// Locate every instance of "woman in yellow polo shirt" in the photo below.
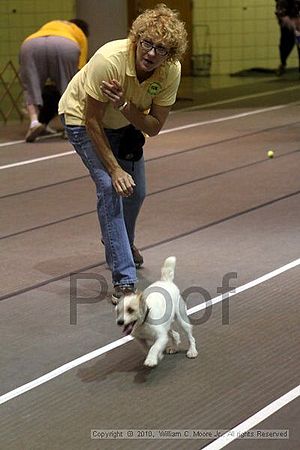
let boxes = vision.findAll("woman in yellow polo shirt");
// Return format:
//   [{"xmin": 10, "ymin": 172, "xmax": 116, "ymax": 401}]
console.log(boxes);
[
  {"xmin": 59, "ymin": 4, "xmax": 187, "ymax": 303},
  {"xmin": 20, "ymin": 19, "xmax": 89, "ymax": 142}
]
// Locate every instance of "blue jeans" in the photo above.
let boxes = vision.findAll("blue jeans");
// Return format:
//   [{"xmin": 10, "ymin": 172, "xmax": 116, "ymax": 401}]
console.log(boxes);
[{"xmin": 64, "ymin": 121, "xmax": 146, "ymax": 286}]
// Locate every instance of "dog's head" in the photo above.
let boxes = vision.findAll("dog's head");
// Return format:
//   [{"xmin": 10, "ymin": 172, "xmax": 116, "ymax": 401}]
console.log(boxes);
[{"xmin": 115, "ymin": 291, "xmax": 147, "ymax": 335}]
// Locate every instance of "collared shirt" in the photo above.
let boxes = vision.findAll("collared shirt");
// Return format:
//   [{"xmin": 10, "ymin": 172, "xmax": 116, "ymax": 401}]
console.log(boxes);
[
  {"xmin": 25, "ymin": 20, "xmax": 88, "ymax": 69},
  {"xmin": 58, "ymin": 38, "xmax": 181, "ymax": 128}
]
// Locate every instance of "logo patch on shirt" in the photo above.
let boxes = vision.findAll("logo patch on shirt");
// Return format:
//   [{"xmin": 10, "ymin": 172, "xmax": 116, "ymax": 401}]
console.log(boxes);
[{"xmin": 148, "ymin": 82, "xmax": 162, "ymax": 96}]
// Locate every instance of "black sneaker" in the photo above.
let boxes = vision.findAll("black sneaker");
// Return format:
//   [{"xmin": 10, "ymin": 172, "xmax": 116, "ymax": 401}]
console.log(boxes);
[
  {"xmin": 25, "ymin": 123, "xmax": 46, "ymax": 142},
  {"xmin": 131, "ymin": 245, "xmax": 144, "ymax": 268},
  {"xmin": 276, "ymin": 64, "xmax": 286, "ymax": 76},
  {"xmin": 111, "ymin": 284, "xmax": 135, "ymax": 305},
  {"xmin": 101, "ymin": 239, "xmax": 144, "ymax": 269}
]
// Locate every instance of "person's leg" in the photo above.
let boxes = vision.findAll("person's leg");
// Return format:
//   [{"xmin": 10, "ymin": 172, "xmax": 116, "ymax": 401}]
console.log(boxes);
[
  {"xmin": 277, "ymin": 25, "xmax": 296, "ymax": 74},
  {"xmin": 121, "ymin": 157, "xmax": 146, "ymax": 248},
  {"xmin": 38, "ymin": 84, "xmax": 61, "ymax": 125},
  {"xmin": 19, "ymin": 38, "xmax": 48, "ymax": 141},
  {"xmin": 121, "ymin": 157, "xmax": 145, "ymax": 268},
  {"xmin": 105, "ymin": 128, "xmax": 146, "ymax": 267},
  {"xmin": 64, "ymin": 123, "xmax": 137, "ymax": 288},
  {"xmin": 36, "ymin": 37, "xmax": 79, "ymax": 134},
  {"xmin": 26, "ymin": 104, "xmax": 39, "ymax": 123},
  {"xmin": 47, "ymin": 36, "xmax": 80, "ymax": 94},
  {"xmin": 297, "ymin": 40, "xmax": 300, "ymax": 73}
]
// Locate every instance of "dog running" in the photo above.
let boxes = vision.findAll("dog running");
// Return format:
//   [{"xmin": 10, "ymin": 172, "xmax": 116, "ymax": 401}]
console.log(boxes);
[{"xmin": 115, "ymin": 256, "xmax": 198, "ymax": 367}]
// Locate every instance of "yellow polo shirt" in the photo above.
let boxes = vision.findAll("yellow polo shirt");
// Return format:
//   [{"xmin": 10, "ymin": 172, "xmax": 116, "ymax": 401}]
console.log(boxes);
[
  {"xmin": 58, "ymin": 38, "xmax": 181, "ymax": 129},
  {"xmin": 25, "ymin": 20, "xmax": 88, "ymax": 69}
]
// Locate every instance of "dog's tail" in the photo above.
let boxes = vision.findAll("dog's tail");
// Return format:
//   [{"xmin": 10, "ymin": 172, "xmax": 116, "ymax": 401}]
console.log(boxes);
[{"xmin": 161, "ymin": 256, "xmax": 176, "ymax": 282}]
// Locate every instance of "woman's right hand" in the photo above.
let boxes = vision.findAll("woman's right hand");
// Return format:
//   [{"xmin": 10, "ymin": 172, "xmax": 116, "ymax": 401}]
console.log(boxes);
[{"xmin": 111, "ymin": 167, "xmax": 135, "ymax": 197}]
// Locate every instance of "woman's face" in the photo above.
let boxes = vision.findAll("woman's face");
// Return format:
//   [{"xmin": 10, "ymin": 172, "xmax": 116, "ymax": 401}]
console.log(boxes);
[{"xmin": 135, "ymin": 37, "xmax": 169, "ymax": 76}]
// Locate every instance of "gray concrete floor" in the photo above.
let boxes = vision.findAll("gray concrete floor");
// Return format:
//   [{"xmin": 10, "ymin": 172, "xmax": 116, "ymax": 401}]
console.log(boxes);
[{"xmin": 0, "ymin": 73, "xmax": 300, "ymax": 450}]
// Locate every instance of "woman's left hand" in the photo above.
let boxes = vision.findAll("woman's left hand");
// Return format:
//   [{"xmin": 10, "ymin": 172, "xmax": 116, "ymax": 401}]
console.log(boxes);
[{"xmin": 101, "ymin": 79, "xmax": 125, "ymax": 109}]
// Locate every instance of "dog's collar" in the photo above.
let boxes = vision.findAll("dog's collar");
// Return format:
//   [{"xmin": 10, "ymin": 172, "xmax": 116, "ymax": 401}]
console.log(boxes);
[{"xmin": 142, "ymin": 307, "xmax": 150, "ymax": 325}]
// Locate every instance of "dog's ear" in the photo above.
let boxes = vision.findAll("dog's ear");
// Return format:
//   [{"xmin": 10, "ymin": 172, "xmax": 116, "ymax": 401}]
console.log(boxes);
[
  {"xmin": 135, "ymin": 290, "xmax": 142, "ymax": 299},
  {"xmin": 137, "ymin": 291, "xmax": 146, "ymax": 315}
]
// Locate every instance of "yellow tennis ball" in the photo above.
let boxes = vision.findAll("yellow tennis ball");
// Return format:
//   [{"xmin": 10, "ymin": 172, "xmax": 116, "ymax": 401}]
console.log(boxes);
[{"xmin": 267, "ymin": 150, "xmax": 274, "ymax": 158}]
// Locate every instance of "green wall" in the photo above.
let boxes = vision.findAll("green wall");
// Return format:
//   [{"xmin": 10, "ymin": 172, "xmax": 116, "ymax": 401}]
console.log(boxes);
[
  {"xmin": 193, "ymin": 0, "xmax": 298, "ymax": 74},
  {"xmin": 0, "ymin": 0, "xmax": 75, "ymax": 74},
  {"xmin": 0, "ymin": 0, "xmax": 298, "ymax": 77}
]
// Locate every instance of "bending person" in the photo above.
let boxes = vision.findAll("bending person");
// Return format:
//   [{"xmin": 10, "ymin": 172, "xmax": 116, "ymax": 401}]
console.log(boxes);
[
  {"xmin": 58, "ymin": 4, "xmax": 187, "ymax": 303},
  {"xmin": 20, "ymin": 19, "xmax": 89, "ymax": 142}
]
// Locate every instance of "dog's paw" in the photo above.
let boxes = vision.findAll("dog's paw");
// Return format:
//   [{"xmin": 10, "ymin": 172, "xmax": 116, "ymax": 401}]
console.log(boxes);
[
  {"xmin": 166, "ymin": 346, "xmax": 177, "ymax": 354},
  {"xmin": 186, "ymin": 348, "xmax": 198, "ymax": 359},
  {"xmin": 144, "ymin": 356, "xmax": 158, "ymax": 367}
]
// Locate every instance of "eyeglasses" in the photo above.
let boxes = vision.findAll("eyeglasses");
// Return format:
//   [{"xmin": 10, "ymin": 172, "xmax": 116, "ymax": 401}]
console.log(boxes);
[{"xmin": 140, "ymin": 39, "xmax": 168, "ymax": 56}]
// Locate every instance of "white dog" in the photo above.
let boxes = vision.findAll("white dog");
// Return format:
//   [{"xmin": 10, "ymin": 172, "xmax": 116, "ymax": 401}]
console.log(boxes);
[{"xmin": 115, "ymin": 256, "xmax": 198, "ymax": 367}]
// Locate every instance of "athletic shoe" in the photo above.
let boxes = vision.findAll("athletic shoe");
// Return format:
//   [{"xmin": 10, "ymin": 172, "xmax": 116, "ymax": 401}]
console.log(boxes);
[
  {"xmin": 25, "ymin": 123, "xmax": 46, "ymax": 142},
  {"xmin": 101, "ymin": 239, "xmax": 144, "ymax": 268},
  {"xmin": 45, "ymin": 124, "xmax": 57, "ymax": 135},
  {"xmin": 131, "ymin": 245, "xmax": 144, "ymax": 268},
  {"xmin": 111, "ymin": 284, "xmax": 135, "ymax": 305},
  {"xmin": 276, "ymin": 64, "xmax": 286, "ymax": 76}
]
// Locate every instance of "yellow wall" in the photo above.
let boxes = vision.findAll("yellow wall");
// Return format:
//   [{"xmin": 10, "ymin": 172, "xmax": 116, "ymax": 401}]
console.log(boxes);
[
  {"xmin": 193, "ymin": 0, "xmax": 299, "ymax": 74},
  {"xmin": 0, "ymin": 0, "xmax": 75, "ymax": 71},
  {"xmin": 0, "ymin": 0, "xmax": 299, "ymax": 76}
]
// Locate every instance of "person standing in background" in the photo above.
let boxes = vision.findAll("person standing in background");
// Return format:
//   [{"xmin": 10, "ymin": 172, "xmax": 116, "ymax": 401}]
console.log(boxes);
[
  {"xmin": 275, "ymin": 0, "xmax": 300, "ymax": 75},
  {"xmin": 19, "ymin": 19, "xmax": 89, "ymax": 142}
]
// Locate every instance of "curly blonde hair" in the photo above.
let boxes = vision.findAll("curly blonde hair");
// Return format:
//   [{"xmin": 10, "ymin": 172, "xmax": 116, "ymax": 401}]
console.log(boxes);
[{"xmin": 128, "ymin": 3, "xmax": 187, "ymax": 63}]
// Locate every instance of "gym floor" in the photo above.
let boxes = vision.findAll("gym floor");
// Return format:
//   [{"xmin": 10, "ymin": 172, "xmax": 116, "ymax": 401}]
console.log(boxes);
[{"xmin": 0, "ymin": 72, "xmax": 299, "ymax": 450}]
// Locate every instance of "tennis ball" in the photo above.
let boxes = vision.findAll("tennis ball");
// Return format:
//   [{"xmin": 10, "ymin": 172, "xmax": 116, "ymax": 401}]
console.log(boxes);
[{"xmin": 267, "ymin": 150, "xmax": 274, "ymax": 158}]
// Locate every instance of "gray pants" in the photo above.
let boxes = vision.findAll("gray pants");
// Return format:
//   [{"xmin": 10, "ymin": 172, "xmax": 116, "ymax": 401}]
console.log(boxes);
[{"xmin": 19, "ymin": 36, "xmax": 80, "ymax": 106}]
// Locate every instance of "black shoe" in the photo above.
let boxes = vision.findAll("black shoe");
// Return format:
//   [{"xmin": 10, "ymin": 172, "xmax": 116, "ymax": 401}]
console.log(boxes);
[
  {"xmin": 111, "ymin": 284, "xmax": 135, "ymax": 305},
  {"xmin": 101, "ymin": 239, "xmax": 144, "ymax": 269},
  {"xmin": 276, "ymin": 64, "xmax": 286, "ymax": 76},
  {"xmin": 25, "ymin": 123, "xmax": 46, "ymax": 142},
  {"xmin": 131, "ymin": 245, "xmax": 144, "ymax": 268}
]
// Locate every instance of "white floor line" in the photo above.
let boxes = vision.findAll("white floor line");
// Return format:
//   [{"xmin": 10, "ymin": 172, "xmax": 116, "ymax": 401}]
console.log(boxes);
[
  {"xmin": 0, "ymin": 336, "xmax": 132, "ymax": 406},
  {"xmin": 1, "ymin": 100, "xmax": 300, "ymax": 170},
  {"xmin": 171, "ymin": 84, "xmax": 300, "ymax": 114},
  {"xmin": 0, "ymin": 139, "xmax": 24, "ymax": 147},
  {"xmin": 160, "ymin": 103, "xmax": 299, "ymax": 135},
  {"xmin": 0, "ymin": 257, "xmax": 299, "ymax": 406},
  {"xmin": 187, "ymin": 257, "xmax": 300, "ymax": 315},
  {"xmin": 0, "ymin": 132, "xmax": 63, "ymax": 149},
  {"xmin": 0, "ymin": 150, "xmax": 75, "ymax": 170},
  {"xmin": 203, "ymin": 385, "xmax": 300, "ymax": 450},
  {"xmin": 2, "ymin": 83, "xmax": 297, "ymax": 148}
]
